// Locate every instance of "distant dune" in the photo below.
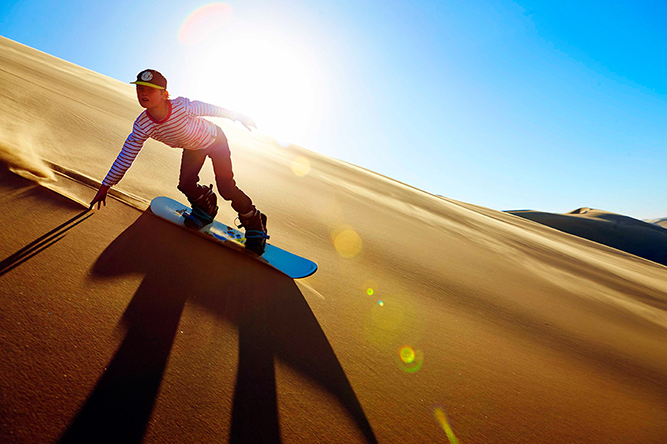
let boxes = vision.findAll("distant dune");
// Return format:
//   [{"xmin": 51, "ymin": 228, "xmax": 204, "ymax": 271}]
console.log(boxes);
[
  {"xmin": 645, "ymin": 216, "xmax": 667, "ymax": 229},
  {"xmin": 2, "ymin": 36, "xmax": 667, "ymax": 444},
  {"xmin": 508, "ymin": 207, "xmax": 667, "ymax": 267}
]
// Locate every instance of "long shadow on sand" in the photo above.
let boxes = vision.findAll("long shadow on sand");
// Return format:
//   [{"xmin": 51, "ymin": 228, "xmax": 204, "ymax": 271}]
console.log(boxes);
[
  {"xmin": 0, "ymin": 210, "xmax": 92, "ymax": 276},
  {"xmin": 59, "ymin": 212, "xmax": 376, "ymax": 444}
]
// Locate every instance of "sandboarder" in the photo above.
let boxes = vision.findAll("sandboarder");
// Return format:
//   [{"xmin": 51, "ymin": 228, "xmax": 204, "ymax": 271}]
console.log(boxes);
[{"xmin": 89, "ymin": 69, "xmax": 269, "ymax": 255}]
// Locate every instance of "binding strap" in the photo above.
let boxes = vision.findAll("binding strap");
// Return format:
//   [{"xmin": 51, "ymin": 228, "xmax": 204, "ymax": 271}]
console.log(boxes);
[{"xmin": 245, "ymin": 230, "xmax": 270, "ymax": 240}]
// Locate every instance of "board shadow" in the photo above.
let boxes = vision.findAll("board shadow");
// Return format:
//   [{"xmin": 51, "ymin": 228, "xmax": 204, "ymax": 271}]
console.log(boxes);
[{"xmin": 59, "ymin": 212, "xmax": 376, "ymax": 443}]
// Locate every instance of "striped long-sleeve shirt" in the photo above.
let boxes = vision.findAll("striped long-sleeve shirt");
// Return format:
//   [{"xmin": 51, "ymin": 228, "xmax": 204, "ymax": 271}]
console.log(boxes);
[{"xmin": 102, "ymin": 96, "xmax": 240, "ymax": 186}]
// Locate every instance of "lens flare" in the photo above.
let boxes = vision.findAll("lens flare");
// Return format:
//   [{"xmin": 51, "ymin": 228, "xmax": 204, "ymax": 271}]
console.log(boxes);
[
  {"xmin": 332, "ymin": 227, "xmax": 362, "ymax": 258},
  {"xmin": 291, "ymin": 155, "xmax": 311, "ymax": 176},
  {"xmin": 399, "ymin": 346, "xmax": 415, "ymax": 364},
  {"xmin": 179, "ymin": 3, "xmax": 233, "ymax": 46},
  {"xmin": 433, "ymin": 407, "xmax": 459, "ymax": 444},
  {"xmin": 363, "ymin": 278, "xmax": 380, "ymax": 295},
  {"xmin": 396, "ymin": 345, "xmax": 423, "ymax": 373},
  {"xmin": 378, "ymin": 300, "xmax": 384, "ymax": 307}
]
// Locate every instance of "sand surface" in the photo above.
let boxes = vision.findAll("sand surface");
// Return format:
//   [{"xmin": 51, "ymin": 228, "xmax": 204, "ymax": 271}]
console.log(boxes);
[{"xmin": 1, "ymin": 36, "xmax": 667, "ymax": 443}]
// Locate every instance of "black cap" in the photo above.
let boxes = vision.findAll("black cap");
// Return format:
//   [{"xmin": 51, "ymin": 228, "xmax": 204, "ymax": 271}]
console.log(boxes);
[{"xmin": 130, "ymin": 69, "xmax": 167, "ymax": 89}]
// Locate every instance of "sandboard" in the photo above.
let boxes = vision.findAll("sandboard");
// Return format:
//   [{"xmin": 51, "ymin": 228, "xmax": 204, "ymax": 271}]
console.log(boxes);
[{"xmin": 149, "ymin": 196, "xmax": 317, "ymax": 279}]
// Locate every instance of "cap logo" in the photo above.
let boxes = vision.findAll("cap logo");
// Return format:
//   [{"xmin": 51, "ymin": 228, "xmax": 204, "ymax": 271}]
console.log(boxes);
[{"xmin": 141, "ymin": 71, "xmax": 154, "ymax": 81}]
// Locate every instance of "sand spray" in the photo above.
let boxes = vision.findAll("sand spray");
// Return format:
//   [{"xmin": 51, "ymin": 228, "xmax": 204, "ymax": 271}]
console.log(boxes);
[{"xmin": 0, "ymin": 117, "xmax": 55, "ymax": 182}]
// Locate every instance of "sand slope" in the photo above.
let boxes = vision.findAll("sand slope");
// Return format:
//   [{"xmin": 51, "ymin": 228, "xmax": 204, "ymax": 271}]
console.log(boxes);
[{"xmin": 1, "ymin": 36, "xmax": 667, "ymax": 443}]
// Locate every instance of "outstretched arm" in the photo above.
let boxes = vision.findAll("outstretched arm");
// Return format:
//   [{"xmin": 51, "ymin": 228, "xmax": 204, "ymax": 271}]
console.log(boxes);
[
  {"xmin": 187, "ymin": 98, "xmax": 257, "ymax": 131},
  {"xmin": 93, "ymin": 122, "xmax": 148, "ymax": 211}
]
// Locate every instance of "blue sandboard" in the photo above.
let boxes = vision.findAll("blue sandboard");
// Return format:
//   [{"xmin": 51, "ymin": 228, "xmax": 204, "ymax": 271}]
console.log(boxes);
[{"xmin": 149, "ymin": 196, "xmax": 317, "ymax": 279}]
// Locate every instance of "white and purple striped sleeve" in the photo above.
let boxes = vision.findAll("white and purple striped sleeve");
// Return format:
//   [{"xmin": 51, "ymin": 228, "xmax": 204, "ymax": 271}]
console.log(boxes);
[
  {"xmin": 101, "ymin": 120, "xmax": 149, "ymax": 187},
  {"xmin": 185, "ymin": 97, "xmax": 240, "ymax": 121}
]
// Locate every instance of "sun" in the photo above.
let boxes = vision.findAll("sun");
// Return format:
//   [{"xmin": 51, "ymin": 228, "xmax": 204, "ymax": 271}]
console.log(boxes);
[
  {"xmin": 209, "ymin": 36, "xmax": 316, "ymax": 148},
  {"xmin": 179, "ymin": 5, "xmax": 320, "ymax": 148}
]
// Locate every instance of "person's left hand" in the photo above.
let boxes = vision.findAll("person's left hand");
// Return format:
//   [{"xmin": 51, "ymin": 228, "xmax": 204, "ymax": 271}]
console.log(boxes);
[{"xmin": 238, "ymin": 115, "xmax": 257, "ymax": 131}]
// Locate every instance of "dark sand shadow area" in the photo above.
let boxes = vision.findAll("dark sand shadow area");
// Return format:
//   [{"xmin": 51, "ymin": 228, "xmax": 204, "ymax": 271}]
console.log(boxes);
[{"xmin": 59, "ymin": 212, "xmax": 376, "ymax": 444}]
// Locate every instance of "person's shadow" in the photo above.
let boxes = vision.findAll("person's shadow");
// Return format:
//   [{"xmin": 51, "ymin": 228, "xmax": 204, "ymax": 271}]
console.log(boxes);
[{"xmin": 59, "ymin": 212, "xmax": 377, "ymax": 444}]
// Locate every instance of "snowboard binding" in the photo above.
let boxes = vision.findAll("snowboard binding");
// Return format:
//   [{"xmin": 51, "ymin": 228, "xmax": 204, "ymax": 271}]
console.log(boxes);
[{"xmin": 238, "ymin": 209, "xmax": 269, "ymax": 255}]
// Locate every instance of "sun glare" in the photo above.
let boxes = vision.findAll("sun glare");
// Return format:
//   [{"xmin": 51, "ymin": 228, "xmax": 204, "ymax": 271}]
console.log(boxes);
[
  {"xmin": 178, "ymin": 3, "xmax": 233, "ymax": 46},
  {"xmin": 179, "ymin": 4, "xmax": 320, "ymax": 148}
]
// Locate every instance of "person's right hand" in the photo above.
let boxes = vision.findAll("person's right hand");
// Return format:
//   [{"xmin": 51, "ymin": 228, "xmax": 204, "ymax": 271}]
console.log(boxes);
[
  {"xmin": 238, "ymin": 114, "xmax": 257, "ymax": 131},
  {"xmin": 90, "ymin": 185, "xmax": 110, "ymax": 210}
]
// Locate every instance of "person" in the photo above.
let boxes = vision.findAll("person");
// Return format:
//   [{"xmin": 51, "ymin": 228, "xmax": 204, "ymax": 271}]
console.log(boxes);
[{"xmin": 89, "ymin": 69, "xmax": 269, "ymax": 255}]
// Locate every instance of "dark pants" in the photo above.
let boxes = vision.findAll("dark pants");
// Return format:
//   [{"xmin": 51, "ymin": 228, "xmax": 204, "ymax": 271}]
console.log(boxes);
[{"xmin": 177, "ymin": 127, "xmax": 254, "ymax": 214}]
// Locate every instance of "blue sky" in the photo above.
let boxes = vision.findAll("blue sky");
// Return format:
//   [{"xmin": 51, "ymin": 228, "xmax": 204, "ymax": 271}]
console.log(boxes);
[{"xmin": 2, "ymin": 0, "xmax": 666, "ymax": 219}]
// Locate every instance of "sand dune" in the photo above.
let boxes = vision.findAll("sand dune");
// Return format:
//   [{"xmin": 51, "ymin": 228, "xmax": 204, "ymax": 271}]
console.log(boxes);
[
  {"xmin": 509, "ymin": 207, "xmax": 667, "ymax": 267},
  {"xmin": 1, "ymin": 36, "xmax": 667, "ymax": 443},
  {"xmin": 645, "ymin": 216, "xmax": 667, "ymax": 229}
]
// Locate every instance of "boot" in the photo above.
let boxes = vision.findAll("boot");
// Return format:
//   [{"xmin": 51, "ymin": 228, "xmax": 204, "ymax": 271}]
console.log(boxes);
[
  {"xmin": 191, "ymin": 184, "xmax": 218, "ymax": 218},
  {"xmin": 238, "ymin": 209, "xmax": 269, "ymax": 255},
  {"xmin": 184, "ymin": 184, "xmax": 218, "ymax": 229}
]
